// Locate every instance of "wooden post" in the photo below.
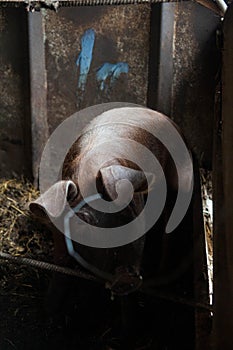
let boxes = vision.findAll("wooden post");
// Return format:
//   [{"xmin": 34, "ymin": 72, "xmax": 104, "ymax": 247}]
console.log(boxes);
[
  {"xmin": 148, "ymin": 2, "xmax": 220, "ymax": 168},
  {"xmin": 28, "ymin": 11, "xmax": 48, "ymax": 187},
  {"xmin": 212, "ymin": 4, "xmax": 233, "ymax": 349}
]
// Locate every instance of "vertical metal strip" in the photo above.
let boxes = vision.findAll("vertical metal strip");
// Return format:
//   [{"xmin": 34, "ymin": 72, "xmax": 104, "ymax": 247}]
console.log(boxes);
[{"xmin": 28, "ymin": 11, "xmax": 48, "ymax": 187}]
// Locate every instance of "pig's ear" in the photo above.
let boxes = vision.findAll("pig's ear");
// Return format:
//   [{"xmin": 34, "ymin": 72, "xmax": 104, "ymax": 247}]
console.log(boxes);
[
  {"xmin": 29, "ymin": 180, "xmax": 78, "ymax": 219},
  {"xmin": 99, "ymin": 165, "xmax": 155, "ymax": 200}
]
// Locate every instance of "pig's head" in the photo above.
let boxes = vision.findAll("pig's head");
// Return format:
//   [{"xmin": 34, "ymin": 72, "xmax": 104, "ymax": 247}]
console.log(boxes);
[
  {"xmin": 29, "ymin": 106, "xmax": 194, "ymax": 296},
  {"xmin": 29, "ymin": 163, "xmax": 155, "ymax": 296}
]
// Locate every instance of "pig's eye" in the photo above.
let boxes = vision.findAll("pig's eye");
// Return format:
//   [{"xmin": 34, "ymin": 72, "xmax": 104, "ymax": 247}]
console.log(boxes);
[{"xmin": 77, "ymin": 210, "xmax": 97, "ymax": 225}]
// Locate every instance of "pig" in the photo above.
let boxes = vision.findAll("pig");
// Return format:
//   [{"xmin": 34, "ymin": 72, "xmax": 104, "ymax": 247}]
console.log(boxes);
[{"xmin": 29, "ymin": 106, "xmax": 194, "ymax": 311}]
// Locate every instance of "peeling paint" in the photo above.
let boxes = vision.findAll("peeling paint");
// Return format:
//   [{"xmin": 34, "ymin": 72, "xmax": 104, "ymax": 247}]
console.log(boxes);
[
  {"xmin": 76, "ymin": 28, "xmax": 95, "ymax": 91},
  {"xmin": 96, "ymin": 62, "xmax": 129, "ymax": 91}
]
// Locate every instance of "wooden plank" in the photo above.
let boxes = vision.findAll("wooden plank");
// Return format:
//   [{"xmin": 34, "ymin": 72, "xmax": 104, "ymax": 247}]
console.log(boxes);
[
  {"xmin": 28, "ymin": 11, "xmax": 48, "ymax": 186},
  {"xmin": 147, "ymin": 3, "xmax": 175, "ymax": 116},
  {"xmin": 151, "ymin": 2, "xmax": 220, "ymax": 168},
  {"xmin": 0, "ymin": 7, "xmax": 32, "ymax": 178}
]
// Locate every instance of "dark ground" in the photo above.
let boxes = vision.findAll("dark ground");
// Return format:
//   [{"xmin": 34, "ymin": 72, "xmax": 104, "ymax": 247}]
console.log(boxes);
[
  {"xmin": 0, "ymin": 262, "xmax": 196, "ymax": 350},
  {"xmin": 0, "ymin": 178, "xmax": 211, "ymax": 350}
]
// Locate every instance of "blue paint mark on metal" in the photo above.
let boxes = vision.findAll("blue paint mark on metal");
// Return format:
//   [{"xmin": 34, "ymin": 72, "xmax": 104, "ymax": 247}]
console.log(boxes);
[
  {"xmin": 96, "ymin": 62, "xmax": 129, "ymax": 91},
  {"xmin": 76, "ymin": 29, "xmax": 95, "ymax": 91}
]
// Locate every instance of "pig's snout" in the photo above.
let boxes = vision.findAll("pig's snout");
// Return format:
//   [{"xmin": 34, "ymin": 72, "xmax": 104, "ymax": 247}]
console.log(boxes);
[{"xmin": 106, "ymin": 266, "xmax": 143, "ymax": 296}]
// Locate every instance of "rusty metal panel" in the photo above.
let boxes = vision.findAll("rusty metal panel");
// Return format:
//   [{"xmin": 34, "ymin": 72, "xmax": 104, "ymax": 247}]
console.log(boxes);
[
  {"xmin": 0, "ymin": 8, "xmax": 31, "ymax": 178},
  {"xmin": 212, "ymin": 4, "xmax": 233, "ymax": 349},
  {"xmin": 43, "ymin": 5, "xmax": 151, "ymax": 133},
  {"xmin": 150, "ymin": 2, "xmax": 220, "ymax": 168}
]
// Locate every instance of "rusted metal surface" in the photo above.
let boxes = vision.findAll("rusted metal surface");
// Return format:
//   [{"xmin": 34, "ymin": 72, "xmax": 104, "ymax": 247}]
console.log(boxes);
[
  {"xmin": 0, "ymin": 8, "xmax": 31, "ymax": 178},
  {"xmin": 44, "ymin": 5, "xmax": 151, "ymax": 133},
  {"xmin": 28, "ymin": 11, "xmax": 48, "ymax": 185},
  {"xmin": 0, "ymin": 0, "xmax": 190, "ymax": 7},
  {"xmin": 212, "ymin": 4, "xmax": 233, "ymax": 349},
  {"xmin": 0, "ymin": 0, "xmax": 223, "ymax": 16},
  {"xmin": 150, "ymin": 2, "xmax": 221, "ymax": 169}
]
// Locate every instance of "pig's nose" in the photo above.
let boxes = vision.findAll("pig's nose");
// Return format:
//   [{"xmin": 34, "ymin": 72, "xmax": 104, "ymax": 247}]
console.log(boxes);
[{"xmin": 106, "ymin": 266, "xmax": 143, "ymax": 296}]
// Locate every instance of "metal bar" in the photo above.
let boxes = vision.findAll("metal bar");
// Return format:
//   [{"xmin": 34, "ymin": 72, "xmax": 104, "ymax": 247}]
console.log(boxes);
[
  {"xmin": 0, "ymin": 0, "xmax": 190, "ymax": 3},
  {"xmin": 28, "ymin": 11, "xmax": 48, "ymax": 187},
  {"xmin": 215, "ymin": 0, "xmax": 227, "ymax": 13},
  {"xmin": 0, "ymin": 0, "xmax": 224, "ymax": 16}
]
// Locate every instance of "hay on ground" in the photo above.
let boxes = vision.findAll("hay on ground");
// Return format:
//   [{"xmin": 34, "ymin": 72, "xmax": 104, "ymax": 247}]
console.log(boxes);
[{"xmin": 0, "ymin": 177, "xmax": 53, "ymax": 262}]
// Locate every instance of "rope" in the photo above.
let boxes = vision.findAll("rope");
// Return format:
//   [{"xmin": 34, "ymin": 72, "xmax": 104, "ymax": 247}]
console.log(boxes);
[
  {"xmin": 0, "ymin": 251, "xmax": 100, "ymax": 282},
  {"xmin": 0, "ymin": 250, "xmax": 212, "ymax": 311},
  {"xmin": 63, "ymin": 193, "xmax": 114, "ymax": 282},
  {"xmin": 141, "ymin": 286, "xmax": 213, "ymax": 311}
]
